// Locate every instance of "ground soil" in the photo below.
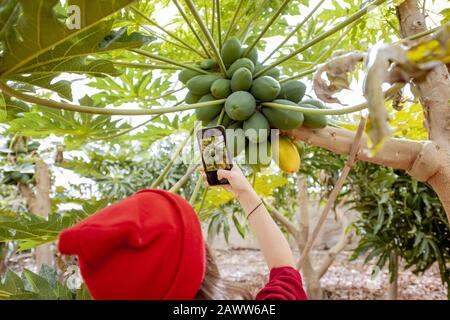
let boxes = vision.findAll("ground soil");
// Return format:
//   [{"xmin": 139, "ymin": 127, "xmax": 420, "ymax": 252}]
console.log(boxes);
[{"xmin": 215, "ymin": 248, "xmax": 448, "ymax": 300}]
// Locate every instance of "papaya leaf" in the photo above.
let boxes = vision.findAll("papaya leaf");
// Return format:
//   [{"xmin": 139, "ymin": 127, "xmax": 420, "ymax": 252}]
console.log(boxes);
[
  {"xmin": 0, "ymin": 0, "xmax": 137, "ymax": 77},
  {"xmin": 312, "ymin": 51, "xmax": 366, "ymax": 104},
  {"xmin": 406, "ymin": 23, "xmax": 450, "ymax": 64},
  {"xmin": 11, "ymin": 74, "xmax": 73, "ymax": 100},
  {"xmin": 7, "ymin": 107, "xmax": 130, "ymax": 147}
]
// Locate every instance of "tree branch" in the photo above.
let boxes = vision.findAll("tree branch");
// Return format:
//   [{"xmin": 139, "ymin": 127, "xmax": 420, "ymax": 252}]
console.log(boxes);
[
  {"xmin": 317, "ymin": 207, "xmax": 354, "ymax": 278},
  {"xmin": 285, "ymin": 126, "xmax": 424, "ymax": 172},
  {"xmin": 263, "ymin": 200, "xmax": 299, "ymax": 237},
  {"xmin": 169, "ymin": 163, "xmax": 201, "ymax": 193},
  {"xmin": 297, "ymin": 118, "xmax": 366, "ymax": 270}
]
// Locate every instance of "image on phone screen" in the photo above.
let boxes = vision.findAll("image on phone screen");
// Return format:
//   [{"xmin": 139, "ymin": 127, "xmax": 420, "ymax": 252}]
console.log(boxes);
[{"xmin": 197, "ymin": 126, "xmax": 232, "ymax": 185}]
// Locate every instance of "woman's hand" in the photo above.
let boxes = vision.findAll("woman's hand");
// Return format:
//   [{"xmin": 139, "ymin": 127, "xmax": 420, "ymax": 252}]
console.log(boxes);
[{"xmin": 216, "ymin": 165, "xmax": 254, "ymax": 198}]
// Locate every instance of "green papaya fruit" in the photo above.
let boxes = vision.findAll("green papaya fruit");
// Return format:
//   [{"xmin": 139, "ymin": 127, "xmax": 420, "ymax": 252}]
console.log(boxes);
[
  {"xmin": 225, "ymin": 91, "xmax": 256, "ymax": 121},
  {"xmin": 298, "ymin": 103, "xmax": 327, "ymax": 128},
  {"xmin": 253, "ymin": 63, "xmax": 280, "ymax": 79},
  {"xmin": 210, "ymin": 79, "xmax": 232, "ymax": 99},
  {"xmin": 245, "ymin": 140, "xmax": 272, "ymax": 168},
  {"xmin": 262, "ymin": 99, "xmax": 304, "ymax": 130},
  {"xmin": 195, "ymin": 94, "xmax": 224, "ymax": 121},
  {"xmin": 221, "ymin": 37, "xmax": 242, "ymax": 67},
  {"xmin": 265, "ymin": 67, "xmax": 280, "ymax": 79},
  {"xmin": 187, "ymin": 74, "xmax": 221, "ymax": 96},
  {"xmin": 178, "ymin": 68, "xmax": 201, "ymax": 84},
  {"xmin": 231, "ymin": 67, "xmax": 253, "ymax": 92},
  {"xmin": 242, "ymin": 46, "xmax": 258, "ymax": 65},
  {"xmin": 226, "ymin": 122, "xmax": 246, "ymax": 156},
  {"xmin": 206, "ymin": 113, "xmax": 233, "ymax": 127},
  {"xmin": 250, "ymin": 76, "xmax": 281, "ymax": 101},
  {"xmin": 185, "ymin": 91, "xmax": 201, "ymax": 104},
  {"xmin": 300, "ymin": 98, "xmax": 327, "ymax": 109},
  {"xmin": 253, "ymin": 63, "xmax": 263, "ymax": 75},
  {"xmin": 198, "ymin": 58, "xmax": 217, "ymax": 70},
  {"xmin": 227, "ymin": 58, "xmax": 255, "ymax": 77},
  {"xmin": 243, "ymin": 111, "xmax": 270, "ymax": 143},
  {"xmin": 277, "ymin": 80, "xmax": 306, "ymax": 103}
]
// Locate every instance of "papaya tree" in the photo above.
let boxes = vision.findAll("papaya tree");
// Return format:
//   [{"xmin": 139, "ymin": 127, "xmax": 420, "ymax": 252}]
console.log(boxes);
[{"xmin": 0, "ymin": 0, "xmax": 449, "ymax": 299}]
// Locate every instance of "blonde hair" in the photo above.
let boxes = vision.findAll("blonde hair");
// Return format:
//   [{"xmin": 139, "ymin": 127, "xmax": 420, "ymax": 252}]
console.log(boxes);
[{"xmin": 195, "ymin": 244, "xmax": 253, "ymax": 300}]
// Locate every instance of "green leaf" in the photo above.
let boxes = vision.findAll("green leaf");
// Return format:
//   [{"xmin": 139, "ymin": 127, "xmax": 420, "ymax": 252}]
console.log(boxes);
[
  {"xmin": 22, "ymin": 269, "xmax": 57, "ymax": 300},
  {"xmin": 232, "ymin": 214, "xmax": 246, "ymax": 239},
  {"xmin": 1, "ymin": 269, "xmax": 24, "ymax": 295},
  {"xmin": 0, "ymin": 92, "xmax": 29, "ymax": 122},
  {"xmin": 0, "ymin": 0, "xmax": 137, "ymax": 77},
  {"xmin": 11, "ymin": 74, "xmax": 73, "ymax": 100},
  {"xmin": 76, "ymin": 283, "xmax": 92, "ymax": 300},
  {"xmin": 7, "ymin": 107, "xmax": 130, "ymax": 147}
]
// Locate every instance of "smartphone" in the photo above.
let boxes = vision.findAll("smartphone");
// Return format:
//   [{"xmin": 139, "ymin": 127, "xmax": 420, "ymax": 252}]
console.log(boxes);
[{"xmin": 197, "ymin": 125, "xmax": 233, "ymax": 186}]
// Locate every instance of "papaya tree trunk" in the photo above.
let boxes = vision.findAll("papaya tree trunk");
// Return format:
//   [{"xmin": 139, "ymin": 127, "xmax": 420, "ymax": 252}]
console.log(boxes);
[
  {"xmin": 397, "ymin": 0, "xmax": 450, "ymax": 221},
  {"xmin": 0, "ymin": 243, "xmax": 6, "ymax": 275},
  {"xmin": 296, "ymin": 177, "xmax": 322, "ymax": 299},
  {"xmin": 387, "ymin": 251, "xmax": 399, "ymax": 300},
  {"xmin": 18, "ymin": 159, "xmax": 53, "ymax": 269}
]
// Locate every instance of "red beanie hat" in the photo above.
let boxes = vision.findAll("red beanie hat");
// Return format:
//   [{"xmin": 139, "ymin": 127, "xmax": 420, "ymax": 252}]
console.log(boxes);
[{"xmin": 58, "ymin": 189, "xmax": 206, "ymax": 300}]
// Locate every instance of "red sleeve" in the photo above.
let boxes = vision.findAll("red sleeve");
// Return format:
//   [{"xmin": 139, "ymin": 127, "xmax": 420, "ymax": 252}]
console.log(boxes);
[{"xmin": 255, "ymin": 266, "xmax": 308, "ymax": 300}]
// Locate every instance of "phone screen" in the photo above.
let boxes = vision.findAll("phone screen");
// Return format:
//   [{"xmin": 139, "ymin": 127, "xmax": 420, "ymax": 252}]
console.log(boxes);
[{"xmin": 197, "ymin": 126, "xmax": 233, "ymax": 185}]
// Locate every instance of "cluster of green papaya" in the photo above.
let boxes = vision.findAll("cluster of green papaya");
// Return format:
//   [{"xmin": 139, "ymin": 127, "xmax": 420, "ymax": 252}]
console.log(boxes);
[{"xmin": 178, "ymin": 37, "xmax": 328, "ymax": 172}]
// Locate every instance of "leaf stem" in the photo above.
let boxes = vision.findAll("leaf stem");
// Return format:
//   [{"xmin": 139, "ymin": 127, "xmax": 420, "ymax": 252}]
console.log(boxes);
[
  {"xmin": 223, "ymin": 0, "xmax": 246, "ymax": 42},
  {"xmin": 183, "ymin": 0, "xmax": 227, "ymax": 74},
  {"xmin": 109, "ymin": 61, "xmax": 181, "ymax": 70},
  {"xmin": 172, "ymin": 0, "xmax": 212, "ymax": 58},
  {"xmin": 197, "ymin": 186, "xmax": 209, "ymax": 213},
  {"xmin": 215, "ymin": 0, "xmax": 222, "ymax": 50},
  {"xmin": 92, "ymin": 115, "xmax": 160, "ymax": 140},
  {"xmin": 151, "ymin": 125, "xmax": 197, "ymax": 189},
  {"xmin": 261, "ymin": 83, "xmax": 404, "ymax": 115},
  {"xmin": 131, "ymin": 5, "xmax": 206, "ymax": 58},
  {"xmin": 243, "ymin": 0, "xmax": 294, "ymax": 56},
  {"xmin": 189, "ymin": 177, "xmax": 203, "ymax": 204},
  {"xmin": 239, "ymin": 0, "xmax": 269, "ymax": 43},
  {"xmin": 279, "ymin": 67, "xmax": 317, "ymax": 83},
  {"xmin": 130, "ymin": 49, "xmax": 209, "ymax": 74},
  {"xmin": 261, "ymin": 0, "xmax": 325, "ymax": 63},
  {"xmin": 0, "ymin": 81, "xmax": 226, "ymax": 116},
  {"xmin": 254, "ymin": 0, "xmax": 388, "ymax": 78},
  {"xmin": 139, "ymin": 24, "xmax": 200, "ymax": 55}
]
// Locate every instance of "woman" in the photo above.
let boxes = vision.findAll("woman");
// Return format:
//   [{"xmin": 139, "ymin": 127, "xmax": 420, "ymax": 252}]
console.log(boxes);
[{"xmin": 58, "ymin": 165, "xmax": 307, "ymax": 300}]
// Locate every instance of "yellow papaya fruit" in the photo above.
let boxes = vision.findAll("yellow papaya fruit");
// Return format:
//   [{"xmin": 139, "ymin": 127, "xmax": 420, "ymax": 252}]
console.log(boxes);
[{"xmin": 274, "ymin": 136, "xmax": 300, "ymax": 173}]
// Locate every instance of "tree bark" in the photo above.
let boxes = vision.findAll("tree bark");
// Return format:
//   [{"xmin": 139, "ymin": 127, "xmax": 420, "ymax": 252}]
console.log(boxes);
[
  {"xmin": 398, "ymin": 0, "xmax": 450, "ymax": 221},
  {"xmin": 296, "ymin": 177, "xmax": 322, "ymax": 299},
  {"xmin": 387, "ymin": 251, "xmax": 399, "ymax": 300},
  {"xmin": 0, "ymin": 243, "xmax": 6, "ymax": 275},
  {"xmin": 19, "ymin": 159, "xmax": 53, "ymax": 269}
]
